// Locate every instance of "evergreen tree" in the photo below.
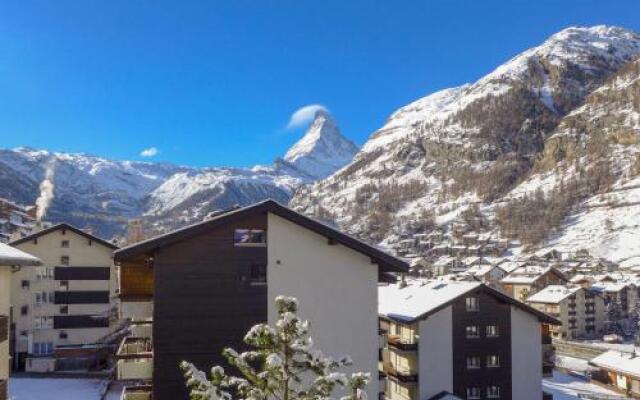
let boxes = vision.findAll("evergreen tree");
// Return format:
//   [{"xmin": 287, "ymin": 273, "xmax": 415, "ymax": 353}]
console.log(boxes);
[{"xmin": 181, "ymin": 296, "xmax": 370, "ymax": 400}]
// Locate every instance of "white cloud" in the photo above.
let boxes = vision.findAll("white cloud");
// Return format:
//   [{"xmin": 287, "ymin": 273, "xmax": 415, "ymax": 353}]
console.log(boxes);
[
  {"xmin": 140, "ymin": 147, "xmax": 159, "ymax": 157},
  {"xmin": 286, "ymin": 104, "xmax": 328, "ymax": 130}
]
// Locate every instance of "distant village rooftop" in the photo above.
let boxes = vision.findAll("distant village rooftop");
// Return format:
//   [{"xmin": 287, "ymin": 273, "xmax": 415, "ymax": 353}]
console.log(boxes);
[
  {"xmin": 590, "ymin": 350, "xmax": 640, "ymax": 379},
  {"xmin": 526, "ymin": 285, "xmax": 581, "ymax": 304}
]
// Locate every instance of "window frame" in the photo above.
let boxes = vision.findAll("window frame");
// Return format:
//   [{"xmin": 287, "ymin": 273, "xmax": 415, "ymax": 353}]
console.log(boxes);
[
  {"xmin": 234, "ymin": 229, "xmax": 267, "ymax": 247},
  {"xmin": 487, "ymin": 354, "xmax": 500, "ymax": 368},
  {"xmin": 486, "ymin": 325, "xmax": 499, "ymax": 338},
  {"xmin": 465, "ymin": 325, "xmax": 480, "ymax": 339},
  {"xmin": 61, "ymin": 240, "xmax": 70, "ymax": 248},
  {"xmin": 466, "ymin": 387, "xmax": 481, "ymax": 400},
  {"xmin": 487, "ymin": 385, "xmax": 500, "ymax": 399},
  {"xmin": 466, "ymin": 296, "xmax": 479, "ymax": 312},
  {"xmin": 466, "ymin": 356, "xmax": 481, "ymax": 369},
  {"xmin": 249, "ymin": 263, "xmax": 267, "ymax": 285}
]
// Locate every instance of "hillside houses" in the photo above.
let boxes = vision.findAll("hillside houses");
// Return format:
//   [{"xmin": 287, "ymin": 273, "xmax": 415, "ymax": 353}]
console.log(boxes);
[{"xmin": 0, "ymin": 200, "xmax": 38, "ymax": 243}]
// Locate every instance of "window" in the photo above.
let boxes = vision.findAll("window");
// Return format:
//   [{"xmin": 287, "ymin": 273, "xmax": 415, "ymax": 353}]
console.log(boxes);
[
  {"xmin": 487, "ymin": 386, "xmax": 500, "ymax": 398},
  {"xmin": 466, "ymin": 356, "xmax": 481, "ymax": 369},
  {"xmin": 234, "ymin": 229, "xmax": 266, "ymax": 246},
  {"xmin": 33, "ymin": 316, "xmax": 53, "ymax": 329},
  {"xmin": 34, "ymin": 293, "xmax": 43, "ymax": 305},
  {"xmin": 466, "ymin": 387, "xmax": 481, "ymax": 399},
  {"xmin": 48, "ymin": 292, "xmax": 55, "ymax": 303},
  {"xmin": 33, "ymin": 342, "xmax": 54, "ymax": 355},
  {"xmin": 60, "ymin": 256, "xmax": 70, "ymax": 266},
  {"xmin": 250, "ymin": 264, "xmax": 267, "ymax": 284},
  {"xmin": 61, "ymin": 240, "xmax": 70, "ymax": 248},
  {"xmin": 465, "ymin": 325, "xmax": 480, "ymax": 338},
  {"xmin": 20, "ymin": 305, "xmax": 29, "ymax": 316},
  {"xmin": 60, "ymin": 305, "xmax": 69, "ymax": 314},
  {"xmin": 59, "ymin": 331, "xmax": 68, "ymax": 339},
  {"xmin": 487, "ymin": 355, "xmax": 500, "ymax": 368},
  {"xmin": 486, "ymin": 325, "xmax": 499, "ymax": 337},
  {"xmin": 21, "ymin": 280, "xmax": 30, "ymax": 289},
  {"xmin": 60, "ymin": 280, "xmax": 69, "ymax": 289},
  {"xmin": 466, "ymin": 297, "xmax": 479, "ymax": 312}
]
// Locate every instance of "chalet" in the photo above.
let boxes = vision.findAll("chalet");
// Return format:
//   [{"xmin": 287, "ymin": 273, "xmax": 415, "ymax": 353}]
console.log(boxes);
[
  {"xmin": 590, "ymin": 350, "xmax": 640, "ymax": 397},
  {"xmin": 0, "ymin": 243, "xmax": 41, "ymax": 399},
  {"xmin": 378, "ymin": 278, "xmax": 559, "ymax": 400},
  {"xmin": 500, "ymin": 266, "xmax": 568, "ymax": 302},
  {"xmin": 114, "ymin": 200, "xmax": 408, "ymax": 400},
  {"xmin": 462, "ymin": 264, "xmax": 507, "ymax": 287}
]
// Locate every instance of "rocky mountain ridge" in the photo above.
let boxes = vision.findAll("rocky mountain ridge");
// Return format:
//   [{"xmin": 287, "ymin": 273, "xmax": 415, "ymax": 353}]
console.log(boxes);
[
  {"xmin": 291, "ymin": 25, "xmax": 640, "ymax": 266},
  {"xmin": 0, "ymin": 111, "xmax": 357, "ymax": 238}
]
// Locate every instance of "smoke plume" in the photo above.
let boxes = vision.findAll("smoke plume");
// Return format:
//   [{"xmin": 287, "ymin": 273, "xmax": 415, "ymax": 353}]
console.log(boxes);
[{"xmin": 36, "ymin": 159, "xmax": 56, "ymax": 221}]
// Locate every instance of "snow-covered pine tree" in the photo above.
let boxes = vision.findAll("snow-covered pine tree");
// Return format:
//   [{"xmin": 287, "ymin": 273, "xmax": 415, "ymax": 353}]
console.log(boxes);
[{"xmin": 181, "ymin": 295, "xmax": 370, "ymax": 400}]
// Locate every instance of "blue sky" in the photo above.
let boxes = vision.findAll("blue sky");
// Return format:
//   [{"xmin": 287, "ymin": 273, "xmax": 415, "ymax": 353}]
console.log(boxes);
[{"xmin": 1, "ymin": 1, "xmax": 639, "ymax": 168}]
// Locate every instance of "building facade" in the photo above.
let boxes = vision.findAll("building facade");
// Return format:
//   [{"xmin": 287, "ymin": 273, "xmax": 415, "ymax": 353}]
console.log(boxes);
[
  {"xmin": 501, "ymin": 266, "xmax": 567, "ymax": 302},
  {"xmin": 0, "ymin": 243, "xmax": 41, "ymax": 400},
  {"xmin": 10, "ymin": 224, "xmax": 119, "ymax": 372},
  {"xmin": 527, "ymin": 285, "xmax": 606, "ymax": 340},
  {"xmin": 379, "ymin": 279, "xmax": 558, "ymax": 400},
  {"xmin": 114, "ymin": 200, "xmax": 407, "ymax": 400}
]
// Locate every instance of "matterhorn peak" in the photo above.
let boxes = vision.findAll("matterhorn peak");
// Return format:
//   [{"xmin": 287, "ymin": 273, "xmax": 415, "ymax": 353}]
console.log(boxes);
[{"xmin": 283, "ymin": 110, "xmax": 359, "ymax": 179}]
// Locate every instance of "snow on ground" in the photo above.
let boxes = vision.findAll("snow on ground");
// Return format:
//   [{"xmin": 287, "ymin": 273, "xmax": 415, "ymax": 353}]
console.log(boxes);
[
  {"xmin": 543, "ymin": 371, "xmax": 623, "ymax": 400},
  {"xmin": 9, "ymin": 377, "xmax": 105, "ymax": 400}
]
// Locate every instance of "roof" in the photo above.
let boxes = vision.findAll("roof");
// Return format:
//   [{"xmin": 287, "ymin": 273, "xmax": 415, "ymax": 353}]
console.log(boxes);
[
  {"xmin": 526, "ymin": 285, "xmax": 581, "ymax": 304},
  {"xmin": 464, "ymin": 264, "xmax": 496, "ymax": 277},
  {"xmin": 115, "ymin": 199, "xmax": 407, "ymax": 273},
  {"xmin": 10, "ymin": 223, "xmax": 118, "ymax": 250},
  {"xmin": 428, "ymin": 392, "xmax": 463, "ymax": 400},
  {"xmin": 501, "ymin": 266, "xmax": 565, "ymax": 285},
  {"xmin": 0, "ymin": 242, "xmax": 41, "ymax": 266},
  {"xmin": 590, "ymin": 351, "xmax": 640, "ymax": 378},
  {"xmin": 379, "ymin": 278, "xmax": 559, "ymax": 324}
]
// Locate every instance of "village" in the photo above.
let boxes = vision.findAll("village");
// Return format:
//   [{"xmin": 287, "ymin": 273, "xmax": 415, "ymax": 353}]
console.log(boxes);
[{"xmin": 0, "ymin": 197, "xmax": 639, "ymax": 400}]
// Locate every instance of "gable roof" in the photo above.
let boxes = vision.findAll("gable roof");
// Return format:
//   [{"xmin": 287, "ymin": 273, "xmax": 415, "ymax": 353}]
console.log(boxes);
[
  {"xmin": 114, "ymin": 199, "xmax": 407, "ymax": 273},
  {"xmin": 379, "ymin": 278, "xmax": 559, "ymax": 325},
  {"xmin": 0, "ymin": 243, "xmax": 41, "ymax": 266},
  {"xmin": 10, "ymin": 223, "xmax": 118, "ymax": 250},
  {"xmin": 526, "ymin": 285, "xmax": 582, "ymax": 304}
]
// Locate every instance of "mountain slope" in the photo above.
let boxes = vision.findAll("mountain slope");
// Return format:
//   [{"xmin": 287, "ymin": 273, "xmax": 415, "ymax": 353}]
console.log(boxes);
[
  {"xmin": 291, "ymin": 25, "xmax": 640, "ymax": 262},
  {"xmin": 0, "ymin": 112, "xmax": 357, "ymax": 238}
]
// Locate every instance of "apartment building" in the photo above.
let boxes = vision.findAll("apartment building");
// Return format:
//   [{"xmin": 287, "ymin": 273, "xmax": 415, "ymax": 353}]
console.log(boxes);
[
  {"xmin": 9, "ymin": 224, "xmax": 119, "ymax": 372},
  {"xmin": 378, "ymin": 278, "xmax": 559, "ymax": 400},
  {"xmin": 500, "ymin": 266, "xmax": 567, "ymax": 302},
  {"xmin": 0, "ymin": 243, "xmax": 41, "ymax": 400},
  {"xmin": 590, "ymin": 280, "xmax": 638, "ymax": 319},
  {"xmin": 526, "ymin": 285, "xmax": 606, "ymax": 340},
  {"xmin": 114, "ymin": 199, "xmax": 408, "ymax": 400}
]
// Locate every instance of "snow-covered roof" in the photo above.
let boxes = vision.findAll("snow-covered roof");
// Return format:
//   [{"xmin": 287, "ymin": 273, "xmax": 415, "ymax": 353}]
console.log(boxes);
[
  {"xmin": 0, "ymin": 243, "xmax": 41, "ymax": 266},
  {"xmin": 464, "ymin": 264, "xmax": 495, "ymax": 277},
  {"xmin": 526, "ymin": 285, "xmax": 581, "ymax": 304},
  {"xmin": 591, "ymin": 282, "xmax": 631, "ymax": 293},
  {"xmin": 499, "ymin": 261, "xmax": 526, "ymax": 273},
  {"xmin": 433, "ymin": 256, "xmax": 455, "ymax": 267},
  {"xmin": 501, "ymin": 265, "xmax": 559, "ymax": 285},
  {"xmin": 591, "ymin": 351, "xmax": 640, "ymax": 378},
  {"xmin": 379, "ymin": 278, "xmax": 482, "ymax": 322}
]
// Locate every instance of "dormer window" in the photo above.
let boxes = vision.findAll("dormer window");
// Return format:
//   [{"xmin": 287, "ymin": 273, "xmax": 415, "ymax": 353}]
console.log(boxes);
[{"xmin": 234, "ymin": 229, "xmax": 266, "ymax": 247}]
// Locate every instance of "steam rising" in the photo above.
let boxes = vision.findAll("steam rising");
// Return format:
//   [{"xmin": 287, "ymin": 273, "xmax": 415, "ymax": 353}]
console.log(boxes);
[{"xmin": 36, "ymin": 159, "xmax": 56, "ymax": 221}]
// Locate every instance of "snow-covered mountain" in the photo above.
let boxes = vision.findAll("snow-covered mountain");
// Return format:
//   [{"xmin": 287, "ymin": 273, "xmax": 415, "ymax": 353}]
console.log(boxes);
[
  {"xmin": 291, "ymin": 25, "xmax": 640, "ymax": 264},
  {"xmin": 282, "ymin": 110, "xmax": 358, "ymax": 179},
  {"xmin": 0, "ymin": 111, "xmax": 357, "ymax": 238}
]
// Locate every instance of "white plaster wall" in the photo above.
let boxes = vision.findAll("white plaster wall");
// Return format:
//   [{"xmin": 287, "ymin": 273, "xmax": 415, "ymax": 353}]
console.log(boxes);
[
  {"xmin": 418, "ymin": 306, "xmax": 453, "ymax": 399},
  {"xmin": 0, "ymin": 266, "xmax": 11, "ymax": 380},
  {"xmin": 267, "ymin": 214, "xmax": 379, "ymax": 400},
  {"xmin": 511, "ymin": 305, "xmax": 542, "ymax": 400}
]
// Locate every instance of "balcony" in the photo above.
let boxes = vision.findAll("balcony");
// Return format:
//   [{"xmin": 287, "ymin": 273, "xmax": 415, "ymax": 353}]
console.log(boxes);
[
  {"xmin": 0, "ymin": 315, "xmax": 7, "ymax": 343},
  {"xmin": 116, "ymin": 337, "xmax": 153, "ymax": 380},
  {"xmin": 120, "ymin": 300, "xmax": 153, "ymax": 322},
  {"xmin": 121, "ymin": 385, "xmax": 152, "ymax": 400},
  {"xmin": 381, "ymin": 362, "xmax": 418, "ymax": 384},
  {"xmin": 130, "ymin": 322, "xmax": 152, "ymax": 340},
  {"xmin": 387, "ymin": 335, "xmax": 417, "ymax": 352}
]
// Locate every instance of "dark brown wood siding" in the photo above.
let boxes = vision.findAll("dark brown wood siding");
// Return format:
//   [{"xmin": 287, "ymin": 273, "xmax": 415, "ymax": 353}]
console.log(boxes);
[
  {"xmin": 152, "ymin": 212, "xmax": 268, "ymax": 400},
  {"xmin": 54, "ymin": 266, "xmax": 110, "ymax": 280},
  {"xmin": 452, "ymin": 288, "xmax": 512, "ymax": 400},
  {"xmin": 0, "ymin": 379, "xmax": 6, "ymax": 400}
]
